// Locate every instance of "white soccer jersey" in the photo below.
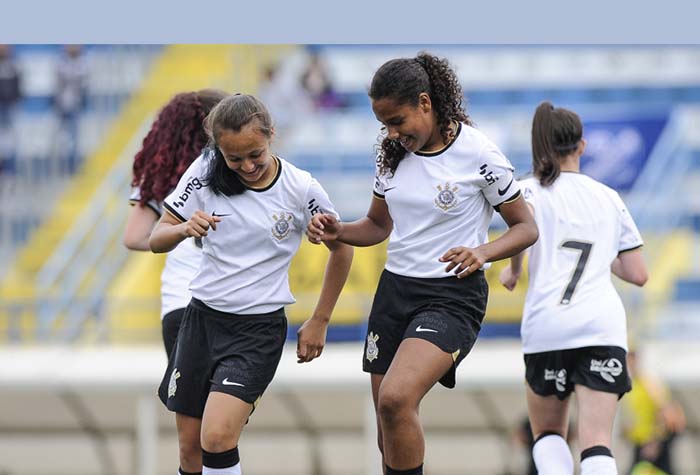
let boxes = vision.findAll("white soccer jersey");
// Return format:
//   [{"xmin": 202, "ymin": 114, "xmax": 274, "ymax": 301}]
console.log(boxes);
[
  {"xmin": 129, "ymin": 187, "xmax": 201, "ymax": 319},
  {"xmin": 373, "ymin": 123, "xmax": 521, "ymax": 278},
  {"xmin": 163, "ymin": 152, "xmax": 338, "ymax": 315},
  {"xmin": 519, "ymin": 173, "xmax": 644, "ymax": 354}
]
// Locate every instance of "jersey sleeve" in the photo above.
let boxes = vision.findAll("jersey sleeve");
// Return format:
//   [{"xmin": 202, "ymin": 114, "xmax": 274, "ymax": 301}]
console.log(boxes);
[
  {"xmin": 129, "ymin": 186, "xmax": 162, "ymax": 216},
  {"xmin": 612, "ymin": 191, "xmax": 644, "ymax": 253},
  {"xmin": 162, "ymin": 157, "xmax": 206, "ymax": 223},
  {"xmin": 303, "ymin": 177, "xmax": 340, "ymax": 228},
  {"xmin": 477, "ymin": 145, "xmax": 522, "ymax": 208},
  {"xmin": 520, "ymin": 177, "xmax": 537, "ymax": 209},
  {"xmin": 372, "ymin": 161, "xmax": 389, "ymax": 200}
]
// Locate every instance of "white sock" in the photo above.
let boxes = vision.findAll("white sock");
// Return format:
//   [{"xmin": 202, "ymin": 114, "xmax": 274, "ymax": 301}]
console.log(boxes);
[
  {"xmin": 532, "ymin": 434, "xmax": 574, "ymax": 475},
  {"xmin": 203, "ymin": 462, "xmax": 241, "ymax": 475},
  {"xmin": 581, "ymin": 455, "xmax": 617, "ymax": 475}
]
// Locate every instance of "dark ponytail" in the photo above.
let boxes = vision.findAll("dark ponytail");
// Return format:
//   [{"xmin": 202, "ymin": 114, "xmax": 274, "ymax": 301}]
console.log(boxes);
[
  {"xmin": 202, "ymin": 94, "xmax": 274, "ymax": 196},
  {"xmin": 369, "ymin": 52, "xmax": 472, "ymax": 176},
  {"xmin": 531, "ymin": 101, "xmax": 583, "ymax": 187}
]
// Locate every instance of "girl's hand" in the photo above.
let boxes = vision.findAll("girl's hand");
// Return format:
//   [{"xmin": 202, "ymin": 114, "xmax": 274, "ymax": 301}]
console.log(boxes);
[
  {"xmin": 306, "ymin": 213, "xmax": 342, "ymax": 244},
  {"xmin": 296, "ymin": 317, "xmax": 329, "ymax": 363},
  {"xmin": 183, "ymin": 210, "xmax": 221, "ymax": 238},
  {"xmin": 499, "ymin": 266, "xmax": 521, "ymax": 291},
  {"xmin": 439, "ymin": 246, "xmax": 487, "ymax": 279}
]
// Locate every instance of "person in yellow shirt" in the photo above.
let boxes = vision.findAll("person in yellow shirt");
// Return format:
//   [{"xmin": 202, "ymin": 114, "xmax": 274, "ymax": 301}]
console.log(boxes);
[{"xmin": 623, "ymin": 350, "xmax": 686, "ymax": 475}]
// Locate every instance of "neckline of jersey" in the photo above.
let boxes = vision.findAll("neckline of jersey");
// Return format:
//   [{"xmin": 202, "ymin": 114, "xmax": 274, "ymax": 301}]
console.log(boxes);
[
  {"xmin": 414, "ymin": 122, "xmax": 462, "ymax": 157},
  {"xmin": 243, "ymin": 156, "xmax": 282, "ymax": 192}
]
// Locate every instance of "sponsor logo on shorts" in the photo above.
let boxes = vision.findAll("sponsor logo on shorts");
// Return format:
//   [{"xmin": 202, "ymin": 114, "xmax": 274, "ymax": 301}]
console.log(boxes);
[
  {"xmin": 366, "ymin": 332, "xmax": 380, "ymax": 362},
  {"xmin": 168, "ymin": 367, "xmax": 181, "ymax": 398},
  {"xmin": 271, "ymin": 211, "xmax": 294, "ymax": 241},
  {"xmin": 222, "ymin": 378, "xmax": 245, "ymax": 387},
  {"xmin": 544, "ymin": 368, "xmax": 567, "ymax": 392},
  {"xmin": 434, "ymin": 182, "xmax": 459, "ymax": 211},
  {"xmin": 590, "ymin": 358, "xmax": 623, "ymax": 383},
  {"xmin": 416, "ymin": 325, "xmax": 438, "ymax": 333}
]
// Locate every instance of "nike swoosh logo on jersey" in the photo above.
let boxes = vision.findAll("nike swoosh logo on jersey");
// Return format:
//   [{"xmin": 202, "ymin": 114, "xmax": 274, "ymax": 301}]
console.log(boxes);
[
  {"xmin": 384, "ymin": 186, "xmax": 397, "ymax": 192},
  {"xmin": 416, "ymin": 325, "xmax": 438, "ymax": 333},
  {"xmin": 212, "ymin": 211, "xmax": 232, "ymax": 217},
  {"xmin": 222, "ymin": 378, "xmax": 245, "ymax": 386},
  {"xmin": 497, "ymin": 177, "xmax": 514, "ymax": 196}
]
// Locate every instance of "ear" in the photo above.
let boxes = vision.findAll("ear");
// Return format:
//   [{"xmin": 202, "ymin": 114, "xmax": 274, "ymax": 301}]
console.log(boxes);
[
  {"xmin": 418, "ymin": 92, "xmax": 432, "ymax": 113},
  {"xmin": 578, "ymin": 138, "xmax": 587, "ymax": 156}
]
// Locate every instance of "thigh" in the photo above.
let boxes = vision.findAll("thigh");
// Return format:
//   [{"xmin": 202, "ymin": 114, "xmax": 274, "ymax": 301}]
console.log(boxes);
[
  {"xmin": 526, "ymin": 382, "xmax": 571, "ymax": 439},
  {"xmin": 201, "ymin": 392, "xmax": 254, "ymax": 450},
  {"xmin": 380, "ymin": 338, "xmax": 454, "ymax": 405},
  {"xmin": 575, "ymin": 384, "xmax": 618, "ymax": 449}
]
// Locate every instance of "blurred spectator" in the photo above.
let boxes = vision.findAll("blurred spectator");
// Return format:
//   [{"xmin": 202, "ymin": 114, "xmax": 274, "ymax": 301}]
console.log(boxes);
[
  {"xmin": 53, "ymin": 44, "xmax": 88, "ymax": 174},
  {"xmin": 623, "ymin": 350, "xmax": 686, "ymax": 475},
  {"xmin": 258, "ymin": 62, "xmax": 312, "ymax": 143},
  {"xmin": 300, "ymin": 51, "xmax": 345, "ymax": 110},
  {"xmin": 0, "ymin": 44, "xmax": 21, "ymax": 174}
]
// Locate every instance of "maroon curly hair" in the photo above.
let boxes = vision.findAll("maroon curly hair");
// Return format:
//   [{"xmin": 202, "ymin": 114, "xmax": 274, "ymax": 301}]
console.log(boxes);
[{"xmin": 131, "ymin": 89, "xmax": 227, "ymax": 206}]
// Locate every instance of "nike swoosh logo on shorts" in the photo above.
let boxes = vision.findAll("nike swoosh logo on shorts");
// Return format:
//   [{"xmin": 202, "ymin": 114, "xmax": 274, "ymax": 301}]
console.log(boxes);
[
  {"xmin": 416, "ymin": 325, "xmax": 438, "ymax": 333},
  {"xmin": 497, "ymin": 177, "xmax": 514, "ymax": 196},
  {"xmin": 212, "ymin": 211, "xmax": 232, "ymax": 217},
  {"xmin": 384, "ymin": 186, "xmax": 397, "ymax": 192},
  {"xmin": 222, "ymin": 378, "xmax": 245, "ymax": 386}
]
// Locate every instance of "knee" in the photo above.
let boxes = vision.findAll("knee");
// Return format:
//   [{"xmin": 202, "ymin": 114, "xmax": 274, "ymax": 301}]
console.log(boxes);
[
  {"xmin": 200, "ymin": 426, "xmax": 235, "ymax": 453},
  {"xmin": 377, "ymin": 388, "xmax": 412, "ymax": 426}
]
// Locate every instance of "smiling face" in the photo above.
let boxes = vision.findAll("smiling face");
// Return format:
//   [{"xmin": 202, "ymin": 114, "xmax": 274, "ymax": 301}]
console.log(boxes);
[
  {"xmin": 371, "ymin": 93, "xmax": 440, "ymax": 153},
  {"xmin": 217, "ymin": 121, "xmax": 275, "ymax": 187}
]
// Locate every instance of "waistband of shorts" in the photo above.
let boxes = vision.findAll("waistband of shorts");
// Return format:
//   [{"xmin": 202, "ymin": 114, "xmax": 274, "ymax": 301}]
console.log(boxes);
[
  {"xmin": 190, "ymin": 298, "xmax": 286, "ymax": 320},
  {"xmin": 383, "ymin": 268, "xmax": 484, "ymax": 284}
]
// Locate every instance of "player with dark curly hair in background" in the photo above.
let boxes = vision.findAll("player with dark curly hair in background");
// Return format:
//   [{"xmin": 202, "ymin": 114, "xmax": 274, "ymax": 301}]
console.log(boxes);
[
  {"xmin": 307, "ymin": 52, "xmax": 538, "ymax": 475},
  {"xmin": 124, "ymin": 89, "xmax": 226, "ymax": 475}
]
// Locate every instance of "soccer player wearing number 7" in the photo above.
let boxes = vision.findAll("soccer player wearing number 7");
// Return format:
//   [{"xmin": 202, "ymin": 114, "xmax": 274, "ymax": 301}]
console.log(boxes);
[{"xmin": 499, "ymin": 102, "xmax": 648, "ymax": 475}]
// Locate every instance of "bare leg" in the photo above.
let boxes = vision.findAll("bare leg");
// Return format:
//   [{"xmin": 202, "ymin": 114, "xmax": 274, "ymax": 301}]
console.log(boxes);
[
  {"xmin": 575, "ymin": 385, "xmax": 618, "ymax": 450},
  {"xmin": 525, "ymin": 383, "xmax": 570, "ymax": 439},
  {"xmin": 377, "ymin": 338, "xmax": 453, "ymax": 470},
  {"xmin": 176, "ymin": 413, "xmax": 203, "ymax": 472},
  {"xmin": 371, "ymin": 373, "xmax": 387, "ymax": 475},
  {"xmin": 526, "ymin": 383, "xmax": 574, "ymax": 475},
  {"xmin": 200, "ymin": 392, "xmax": 253, "ymax": 453}
]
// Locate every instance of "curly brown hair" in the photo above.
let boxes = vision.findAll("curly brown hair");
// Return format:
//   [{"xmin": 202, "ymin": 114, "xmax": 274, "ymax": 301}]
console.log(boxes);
[
  {"xmin": 131, "ymin": 89, "xmax": 226, "ymax": 206},
  {"xmin": 368, "ymin": 52, "xmax": 472, "ymax": 176}
]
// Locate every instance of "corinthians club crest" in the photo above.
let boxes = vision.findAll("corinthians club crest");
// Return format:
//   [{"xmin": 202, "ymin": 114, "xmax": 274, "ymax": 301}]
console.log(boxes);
[
  {"xmin": 168, "ymin": 367, "xmax": 181, "ymax": 398},
  {"xmin": 271, "ymin": 211, "xmax": 294, "ymax": 241},
  {"xmin": 366, "ymin": 332, "xmax": 380, "ymax": 362},
  {"xmin": 434, "ymin": 182, "xmax": 459, "ymax": 211}
]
